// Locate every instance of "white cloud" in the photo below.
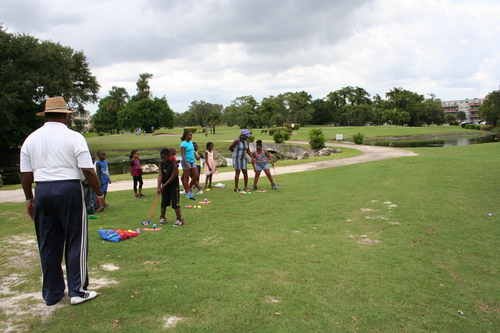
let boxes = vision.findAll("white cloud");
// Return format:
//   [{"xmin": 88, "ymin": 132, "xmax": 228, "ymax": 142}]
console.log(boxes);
[{"xmin": 1, "ymin": 0, "xmax": 499, "ymax": 113}]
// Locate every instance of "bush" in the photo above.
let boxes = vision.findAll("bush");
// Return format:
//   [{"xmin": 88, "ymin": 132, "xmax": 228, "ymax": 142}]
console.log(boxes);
[
  {"xmin": 183, "ymin": 127, "xmax": 197, "ymax": 134},
  {"xmin": 284, "ymin": 123, "xmax": 301, "ymax": 131},
  {"xmin": 248, "ymin": 135, "xmax": 255, "ymax": 143},
  {"xmin": 273, "ymin": 130, "xmax": 290, "ymax": 143},
  {"xmin": 353, "ymin": 132, "xmax": 364, "ymax": 145},
  {"xmin": 309, "ymin": 128, "xmax": 325, "ymax": 149},
  {"xmin": 269, "ymin": 127, "xmax": 292, "ymax": 136}
]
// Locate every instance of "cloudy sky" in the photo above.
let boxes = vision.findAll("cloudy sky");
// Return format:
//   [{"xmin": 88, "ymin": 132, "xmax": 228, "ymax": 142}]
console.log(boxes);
[{"xmin": 1, "ymin": 0, "xmax": 499, "ymax": 113}]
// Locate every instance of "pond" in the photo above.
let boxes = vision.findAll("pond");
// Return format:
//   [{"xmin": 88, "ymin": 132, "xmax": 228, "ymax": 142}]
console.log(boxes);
[
  {"xmin": 369, "ymin": 135, "xmax": 498, "ymax": 148},
  {"xmin": 106, "ymin": 154, "xmax": 233, "ymax": 176}
]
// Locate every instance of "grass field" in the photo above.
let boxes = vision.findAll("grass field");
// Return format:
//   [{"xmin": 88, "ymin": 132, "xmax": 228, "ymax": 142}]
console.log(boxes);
[
  {"xmin": 84, "ymin": 125, "xmax": 488, "ymax": 153},
  {"xmin": 1, "ymin": 139, "xmax": 499, "ymax": 332}
]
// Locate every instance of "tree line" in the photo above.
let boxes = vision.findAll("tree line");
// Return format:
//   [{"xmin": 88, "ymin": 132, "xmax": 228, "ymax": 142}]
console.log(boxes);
[
  {"xmin": 176, "ymin": 87, "xmax": 451, "ymax": 129},
  {"xmin": 90, "ymin": 84, "xmax": 448, "ymax": 134},
  {"xmin": 2, "ymin": 26, "xmax": 500, "ymax": 151}
]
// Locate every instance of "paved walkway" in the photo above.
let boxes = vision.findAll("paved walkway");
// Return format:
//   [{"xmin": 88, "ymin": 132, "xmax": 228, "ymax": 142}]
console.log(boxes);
[{"xmin": 0, "ymin": 143, "xmax": 417, "ymax": 203}]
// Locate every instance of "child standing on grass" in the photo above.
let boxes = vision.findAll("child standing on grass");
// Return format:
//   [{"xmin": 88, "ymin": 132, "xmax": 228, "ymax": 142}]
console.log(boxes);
[
  {"xmin": 158, "ymin": 148, "xmax": 184, "ymax": 226},
  {"xmin": 180, "ymin": 130, "xmax": 198, "ymax": 200},
  {"xmin": 204, "ymin": 142, "xmax": 216, "ymax": 189},
  {"xmin": 193, "ymin": 142, "xmax": 203, "ymax": 194},
  {"xmin": 251, "ymin": 140, "xmax": 277, "ymax": 190},
  {"xmin": 169, "ymin": 147, "xmax": 179, "ymax": 164},
  {"xmin": 129, "ymin": 149, "xmax": 144, "ymax": 198},
  {"xmin": 95, "ymin": 150, "xmax": 112, "ymax": 211}
]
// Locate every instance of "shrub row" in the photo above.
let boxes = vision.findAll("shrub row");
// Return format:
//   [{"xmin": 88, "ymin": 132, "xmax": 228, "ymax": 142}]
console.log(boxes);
[{"xmin": 461, "ymin": 124, "xmax": 482, "ymax": 130}]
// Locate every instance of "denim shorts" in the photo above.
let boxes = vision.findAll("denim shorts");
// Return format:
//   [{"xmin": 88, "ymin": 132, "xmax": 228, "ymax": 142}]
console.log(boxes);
[
  {"xmin": 255, "ymin": 163, "xmax": 270, "ymax": 171},
  {"xmin": 181, "ymin": 159, "xmax": 197, "ymax": 169}
]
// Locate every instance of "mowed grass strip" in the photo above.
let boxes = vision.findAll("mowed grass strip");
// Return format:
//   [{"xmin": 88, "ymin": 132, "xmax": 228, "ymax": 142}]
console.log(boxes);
[
  {"xmin": 0, "ymin": 142, "xmax": 498, "ymax": 332},
  {"xmin": 84, "ymin": 125, "xmax": 487, "ymax": 152}
]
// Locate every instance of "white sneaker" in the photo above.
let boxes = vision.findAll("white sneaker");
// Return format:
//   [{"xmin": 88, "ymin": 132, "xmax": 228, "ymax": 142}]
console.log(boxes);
[
  {"xmin": 173, "ymin": 219, "xmax": 184, "ymax": 226},
  {"xmin": 180, "ymin": 190, "xmax": 186, "ymax": 194},
  {"xmin": 70, "ymin": 290, "xmax": 98, "ymax": 305},
  {"xmin": 197, "ymin": 190, "xmax": 203, "ymax": 195},
  {"xmin": 159, "ymin": 217, "xmax": 166, "ymax": 225}
]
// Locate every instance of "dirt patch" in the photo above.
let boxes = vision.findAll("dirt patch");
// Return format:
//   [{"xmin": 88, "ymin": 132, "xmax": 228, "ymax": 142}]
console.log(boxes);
[
  {"xmin": 0, "ymin": 234, "xmax": 120, "ymax": 332},
  {"xmin": 164, "ymin": 316, "xmax": 186, "ymax": 328},
  {"xmin": 358, "ymin": 238, "xmax": 380, "ymax": 245}
]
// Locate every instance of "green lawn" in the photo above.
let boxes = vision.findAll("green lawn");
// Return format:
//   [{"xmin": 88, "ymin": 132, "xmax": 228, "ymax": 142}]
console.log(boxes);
[
  {"xmin": 84, "ymin": 125, "xmax": 487, "ymax": 152},
  {"xmin": 1, "ymin": 142, "xmax": 499, "ymax": 332}
]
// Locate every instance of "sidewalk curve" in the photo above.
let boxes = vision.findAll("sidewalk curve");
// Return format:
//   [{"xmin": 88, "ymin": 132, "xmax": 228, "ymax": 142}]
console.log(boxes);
[{"xmin": 0, "ymin": 143, "xmax": 417, "ymax": 203}]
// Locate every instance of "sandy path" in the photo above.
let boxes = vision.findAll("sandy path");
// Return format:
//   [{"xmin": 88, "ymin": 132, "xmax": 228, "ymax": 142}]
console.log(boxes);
[{"xmin": 0, "ymin": 143, "xmax": 417, "ymax": 203}]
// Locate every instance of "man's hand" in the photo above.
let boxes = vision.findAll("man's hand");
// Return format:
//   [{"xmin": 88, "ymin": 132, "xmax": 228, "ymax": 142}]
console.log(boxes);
[
  {"xmin": 26, "ymin": 202, "xmax": 35, "ymax": 220},
  {"xmin": 95, "ymin": 196, "xmax": 105, "ymax": 212}
]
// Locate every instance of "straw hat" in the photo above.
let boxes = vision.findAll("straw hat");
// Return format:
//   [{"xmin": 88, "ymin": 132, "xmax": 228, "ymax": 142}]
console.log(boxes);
[{"xmin": 36, "ymin": 96, "xmax": 76, "ymax": 116}]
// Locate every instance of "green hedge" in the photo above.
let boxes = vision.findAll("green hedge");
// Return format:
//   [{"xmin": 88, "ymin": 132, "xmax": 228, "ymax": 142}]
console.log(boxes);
[
  {"xmin": 284, "ymin": 123, "xmax": 301, "ymax": 131},
  {"xmin": 183, "ymin": 127, "xmax": 198, "ymax": 134},
  {"xmin": 273, "ymin": 130, "xmax": 290, "ymax": 143},
  {"xmin": 269, "ymin": 127, "xmax": 292, "ymax": 136}
]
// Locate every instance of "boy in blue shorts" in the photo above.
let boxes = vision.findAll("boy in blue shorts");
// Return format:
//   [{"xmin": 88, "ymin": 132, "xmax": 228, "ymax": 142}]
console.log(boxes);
[
  {"xmin": 95, "ymin": 150, "xmax": 111, "ymax": 211},
  {"xmin": 158, "ymin": 148, "xmax": 184, "ymax": 226}
]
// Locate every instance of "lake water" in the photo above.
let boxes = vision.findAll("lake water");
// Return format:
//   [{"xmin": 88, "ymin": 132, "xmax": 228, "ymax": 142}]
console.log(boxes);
[
  {"xmin": 369, "ymin": 135, "xmax": 497, "ymax": 147},
  {"xmin": 2, "ymin": 136, "xmax": 497, "ymax": 185}
]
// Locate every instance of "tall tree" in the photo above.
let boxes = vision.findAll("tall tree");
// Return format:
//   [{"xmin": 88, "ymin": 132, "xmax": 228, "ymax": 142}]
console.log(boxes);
[
  {"xmin": 423, "ymin": 93, "xmax": 445, "ymax": 125},
  {"xmin": 342, "ymin": 105, "xmax": 374, "ymax": 126},
  {"xmin": 385, "ymin": 87, "xmax": 425, "ymax": 126},
  {"xmin": 0, "ymin": 26, "xmax": 99, "ymax": 150},
  {"xmin": 136, "ymin": 73, "xmax": 153, "ymax": 100},
  {"xmin": 257, "ymin": 95, "xmax": 287, "ymax": 127},
  {"xmin": 326, "ymin": 86, "xmax": 372, "ymax": 126},
  {"xmin": 280, "ymin": 91, "xmax": 313, "ymax": 125},
  {"xmin": 225, "ymin": 96, "xmax": 259, "ymax": 129},
  {"xmin": 175, "ymin": 110, "xmax": 197, "ymax": 127},
  {"xmin": 479, "ymin": 89, "xmax": 500, "ymax": 126},
  {"xmin": 118, "ymin": 97, "xmax": 175, "ymax": 131},
  {"xmin": 188, "ymin": 100, "xmax": 223, "ymax": 127},
  {"xmin": 311, "ymin": 98, "xmax": 332, "ymax": 125}
]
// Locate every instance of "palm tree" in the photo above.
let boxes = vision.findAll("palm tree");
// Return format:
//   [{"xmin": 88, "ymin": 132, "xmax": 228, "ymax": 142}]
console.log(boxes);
[
  {"xmin": 107, "ymin": 86, "xmax": 129, "ymax": 111},
  {"xmin": 136, "ymin": 73, "xmax": 153, "ymax": 100}
]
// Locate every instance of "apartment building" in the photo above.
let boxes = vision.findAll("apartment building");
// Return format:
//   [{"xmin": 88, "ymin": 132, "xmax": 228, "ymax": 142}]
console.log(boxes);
[
  {"xmin": 72, "ymin": 111, "xmax": 92, "ymax": 132},
  {"xmin": 441, "ymin": 98, "xmax": 483, "ymax": 121}
]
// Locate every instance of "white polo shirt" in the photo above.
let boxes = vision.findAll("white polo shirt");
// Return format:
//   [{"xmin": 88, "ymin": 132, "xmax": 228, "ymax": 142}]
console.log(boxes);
[{"xmin": 20, "ymin": 122, "xmax": 94, "ymax": 182}]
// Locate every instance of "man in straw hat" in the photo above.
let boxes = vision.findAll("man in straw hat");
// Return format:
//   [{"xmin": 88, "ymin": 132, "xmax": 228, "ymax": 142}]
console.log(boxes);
[{"xmin": 20, "ymin": 96, "xmax": 105, "ymax": 306}]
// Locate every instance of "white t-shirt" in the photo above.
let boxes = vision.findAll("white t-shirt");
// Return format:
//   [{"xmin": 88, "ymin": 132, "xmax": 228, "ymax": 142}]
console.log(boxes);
[{"xmin": 20, "ymin": 122, "xmax": 94, "ymax": 182}]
